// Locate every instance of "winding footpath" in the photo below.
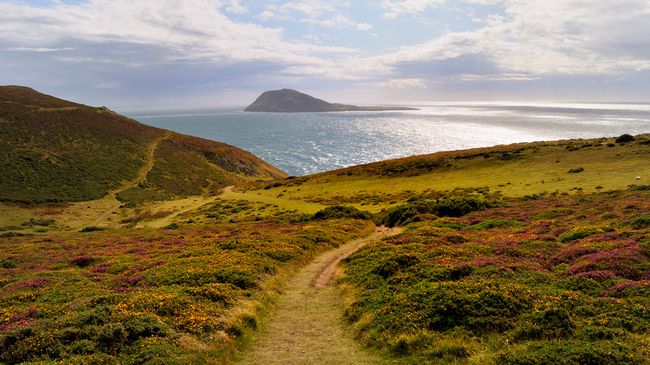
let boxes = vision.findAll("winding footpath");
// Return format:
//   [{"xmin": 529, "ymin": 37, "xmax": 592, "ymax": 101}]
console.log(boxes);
[
  {"xmin": 235, "ymin": 226, "xmax": 403, "ymax": 365},
  {"xmin": 88, "ymin": 131, "xmax": 171, "ymax": 227}
]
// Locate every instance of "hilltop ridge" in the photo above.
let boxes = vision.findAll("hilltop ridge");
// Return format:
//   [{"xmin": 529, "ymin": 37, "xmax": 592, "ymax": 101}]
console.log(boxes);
[{"xmin": 244, "ymin": 88, "xmax": 418, "ymax": 113}]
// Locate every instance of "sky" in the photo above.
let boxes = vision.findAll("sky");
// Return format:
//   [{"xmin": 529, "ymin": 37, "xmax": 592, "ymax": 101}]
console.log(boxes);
[{"xmin": 1, "ymin": 0, "xmax": 650, "ymax": 110}]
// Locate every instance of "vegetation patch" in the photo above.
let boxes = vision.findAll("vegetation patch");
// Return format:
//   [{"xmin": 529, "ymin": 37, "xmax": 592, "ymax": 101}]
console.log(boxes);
[
  {"xmin": 340, "ymin": 191, "xmax": 650, "ymax": 362},
  {"xmin": 0, "ymin": 218, "xmax": 374, "ymax": 363}
]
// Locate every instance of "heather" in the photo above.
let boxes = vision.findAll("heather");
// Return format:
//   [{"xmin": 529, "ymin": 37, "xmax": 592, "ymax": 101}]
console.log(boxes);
[
  {"xmin": 0, "ymin": 218, "xmax": 374, "ymax": 364},
  {"xmin": 340, "ymin": 191, "xmax": 650, "ymax": 363}
]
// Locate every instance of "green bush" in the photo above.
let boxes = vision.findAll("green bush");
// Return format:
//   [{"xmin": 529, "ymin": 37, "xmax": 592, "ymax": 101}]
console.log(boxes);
[
  {"xmin": 496, "ymin": 341, "xmax": 643, "ymax": 365},
  {"xmin": 513, "ymin": 308, "xmax": 576, "ymax": 340},
  {"xmin": 312, "ymin": 205, "xmax": 373, "ymax": 221},
  {"xmin": 615, "ymin": 134, "xmax": 635, "ymax": 143},
  {"xmin": 558, "ymin": 227, "xmax": 607, "ymax": 243},
  {"xmin": 628, "ymin": 214, "xmax": 650, "ymax": 229},
  {"xmin": 381, "ymin": 197, "xmax": 500, "ymax": 227}
]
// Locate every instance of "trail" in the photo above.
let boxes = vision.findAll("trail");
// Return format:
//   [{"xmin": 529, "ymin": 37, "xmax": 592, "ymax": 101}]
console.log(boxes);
[
  {"xmin": 87, "ymin": 131, "xmax": 171, "ymax": 227},
  {"xmin": 235, "ymin": 225, "xmax": 403, "ymax": 365}
]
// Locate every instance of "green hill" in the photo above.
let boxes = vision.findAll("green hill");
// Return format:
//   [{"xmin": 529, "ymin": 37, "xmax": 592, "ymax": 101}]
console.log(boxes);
[
  {"xmin": 239, "ymin": 135, "xmax": 650, "ymax": 213},
  {"xmin": 0, "ymin": 86, "xmax": 287, "ymax": 204},
  {"xmin": 244, "ymin": 88, "xmax": 418, "ymax": 112}
]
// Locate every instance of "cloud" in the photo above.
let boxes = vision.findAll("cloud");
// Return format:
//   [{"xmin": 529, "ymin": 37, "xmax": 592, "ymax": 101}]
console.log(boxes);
[
  {"xmin": 1, "ymin": 0, "xmax": 649, "ymax": 107},
  {"xmin": 380, "ymin": 0, "xmax": 446, "ymax": 19},
  {"xmin": 377, "ymin": 78, "xmax": 428, "ymax": 89},
  {"xmin": 371, "ymin": 0, "xmax": 650, "ymax": 81},
  {"xmin": 5, "ymin": 47, "xmax": 75, "ymax": 52},
  {"xmin": 301, "ymin": 13, "xmax": 373, "ymax": 31},
  {"xmin": 255, "ymin": 10, "xmax": 276, "ymax": 21},
  {"xmin": 225, "ymin": 0, "xmax": 248, "ymax": 14},
  {"xmin": 0, "ymin": 0, "xmax": 360, "ymax": 66}
]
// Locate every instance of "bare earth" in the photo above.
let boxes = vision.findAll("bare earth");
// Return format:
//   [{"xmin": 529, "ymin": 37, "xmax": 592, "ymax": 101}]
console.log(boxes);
[{"xmin": 234, "ymin": 226, "xmax": 403, "ymax": 365}]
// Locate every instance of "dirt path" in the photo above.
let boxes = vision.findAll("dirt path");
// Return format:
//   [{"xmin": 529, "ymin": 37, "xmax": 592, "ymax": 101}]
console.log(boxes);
[
  {"xmin": 87, "ymin": 131, "xmax": 171, "ymax": 228},
  {"xmin": 234, "ymin": 226, "xmax": 403, "ymax": 365}
]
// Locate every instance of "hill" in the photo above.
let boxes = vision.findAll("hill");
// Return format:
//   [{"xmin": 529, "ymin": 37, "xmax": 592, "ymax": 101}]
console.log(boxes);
[
  {"xmin": 239, "ymin": 135, "xmax": 650, "ymax": 212},
  {"xmin": 244, "ymin": 89, "xmax": 418, "ymax": 113},
  {"xmin": 4, "ymin": 124, "xmax": 650, "ymax": 363},
  {"xmin": 0, "ymin": 86, "xmax": 287, "ymax": 204}
]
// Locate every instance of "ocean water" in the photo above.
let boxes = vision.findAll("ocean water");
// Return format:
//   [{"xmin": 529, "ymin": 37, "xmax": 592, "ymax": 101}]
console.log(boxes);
[{"xmin": 125, "ymin": 102, "xmax": 650, "ymax": 177}]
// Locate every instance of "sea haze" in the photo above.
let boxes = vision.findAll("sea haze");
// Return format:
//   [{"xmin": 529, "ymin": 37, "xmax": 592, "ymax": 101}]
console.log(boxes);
[{"xmin": 125, "ymin": 102, "xmax": 650, "ymax": 177}]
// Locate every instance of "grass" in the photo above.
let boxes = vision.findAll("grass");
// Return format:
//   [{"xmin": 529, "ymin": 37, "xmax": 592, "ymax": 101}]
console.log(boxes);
[
  {"xmin": 0, "ymin": 86, "xmax": 286, "ymax": 205},
  {"xmin": 241, "ymin": 136, "xmax": 650, "ymax": 212}
]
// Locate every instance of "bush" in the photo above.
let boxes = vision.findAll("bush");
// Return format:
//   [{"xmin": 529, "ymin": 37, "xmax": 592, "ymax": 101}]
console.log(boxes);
[
  {"xmin": 80, "ymin": 226, "xmax": 105, "ymax": 232},
  {"xmin": 381, "ymin": 197, "xmax": 500, "ymax": 227},
  {"xmin": 558, "ymin": 227, "xmax": 606, "ymax": 243},
  {"xmin": 312, "ymin": 205, "xmax": 373, "ymax": 221},
  {"xmin": 615, "ymin": 134, "xmax": 635, "ymax": 143},
  {"xmin": 628, "ymin": 214, "xmax": 650, "ymax": 229},
  {"xmin": 496, "ymin": 341, "xmax": 643, "ymax": 365}
]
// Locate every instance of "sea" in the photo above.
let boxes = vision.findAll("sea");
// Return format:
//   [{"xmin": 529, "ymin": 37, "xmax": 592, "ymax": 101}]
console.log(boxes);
[{"xmin": 125, "ymin": 102, "xmax": 650, "ymax": 177}]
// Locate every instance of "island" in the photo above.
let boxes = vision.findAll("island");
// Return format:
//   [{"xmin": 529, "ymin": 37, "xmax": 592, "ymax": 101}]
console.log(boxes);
[{"xmin": 243, "ymin": 88, "xmax": 418, "ymax": 113}]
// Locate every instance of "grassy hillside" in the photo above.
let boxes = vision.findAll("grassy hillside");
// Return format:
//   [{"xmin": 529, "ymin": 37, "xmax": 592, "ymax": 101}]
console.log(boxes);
[
  {"xmin": 240, "ymin": 135, "xmax": 650, "ymax": 212},
  {"xmin": 0, "ymin": 86, "xmax": 286, "ymax": 205}
]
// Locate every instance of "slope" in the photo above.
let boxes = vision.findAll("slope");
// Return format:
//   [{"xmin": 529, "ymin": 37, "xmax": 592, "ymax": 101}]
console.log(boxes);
[
  {"xmin": 238, "ymin": 135, "xmax": 650, "ymax": 214},
  {"xmin": 0, "ymin": 86, "xmax": 287, "ymax": 205}
]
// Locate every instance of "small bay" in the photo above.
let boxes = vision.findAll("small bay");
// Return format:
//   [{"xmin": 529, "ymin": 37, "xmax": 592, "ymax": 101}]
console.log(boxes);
[{"xmin": 125, "ymin": 102, "xmax": 650, "ymax": 177}]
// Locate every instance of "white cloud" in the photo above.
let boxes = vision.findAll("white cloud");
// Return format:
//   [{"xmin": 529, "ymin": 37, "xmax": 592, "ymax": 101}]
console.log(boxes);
[
  {"xmin": 225, "ymin": 0, "xmax": 248, "ymax": 14},
  {"xmin": 0, "ymin": 0, "xmax": 356, "ymax": 67},
  {"xmin": 372, "ymin": 0, "xmax": 650, "ymax": 80},
  {"xmin": 6, "ymin": 46, "xmax": 75, "ymax": 52},
  {"xmin": 255, "ymin": 10, "xmax": 275, "ymax": 21},
  {"xmin": 377, "ymin": 78, "xmax": 428, "ymax": 89},
  {"xmin": 461, "ymin": 0, "xmax": 503, "ymax": 5},
  {"xmin": 1, "ymin": 0, "xmax": 649, "ymax": 106},
  {"xmin": 263, "ymin": 0, "xmax": 371, "ymax": 31},
  {"xmin": 301, "ymin": 13, "xmax": 373, "ymax": 31},
  {"xmin": 381, "ymin": 0, "xmax": 446, "ymax": 19}
]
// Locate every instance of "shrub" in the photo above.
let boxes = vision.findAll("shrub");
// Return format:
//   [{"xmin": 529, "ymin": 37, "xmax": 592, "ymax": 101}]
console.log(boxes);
[
  {"xmin": 0, "ymin": 258, "xmax": 16, "ymax": 268},
  {"xmin": 381, "ymin": 197, "xmax": 500, "ymax": 227},
  {"xmin": 70, "ymin": 256, "xmax": 96, "ymax": 267},
  {"xmin": 629, "ymin": 184, "xmax": 650, "ymax": 191},
  {"xmin": 558, "ymin": 227, "xmax": 606, "ymax": 243},
  {"xmin": 80, "ymin": 226, "xmax": 105, "ymax": 232},
  {"xmin": 615, "ymin": 134, "xmax": 635, "ymax": 143},
  {"xmin": 628, "ymin": 214, "xmax": 650, "ymax": 229},
  {"xmin": 312, "ymin": 205, "xmax": 373, "ymax": 221},
  {"xmin": 513, "ymin": 308, "xmax": 576, "ymax": 340},
  {"xmin": 496, "ymin": 341, "xmax": 643, "ymax": 365}
]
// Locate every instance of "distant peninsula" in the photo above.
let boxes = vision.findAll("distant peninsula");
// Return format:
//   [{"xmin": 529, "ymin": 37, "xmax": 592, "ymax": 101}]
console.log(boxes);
[{"xmin": 244, "ymin": 89, "xmax": 418, "ymax": 113}]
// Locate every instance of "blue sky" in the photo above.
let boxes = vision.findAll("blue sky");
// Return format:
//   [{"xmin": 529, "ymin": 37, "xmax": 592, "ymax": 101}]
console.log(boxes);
[{"xmin": 1, "ymin": 0, "xmax": 650, "ymax": 109}]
